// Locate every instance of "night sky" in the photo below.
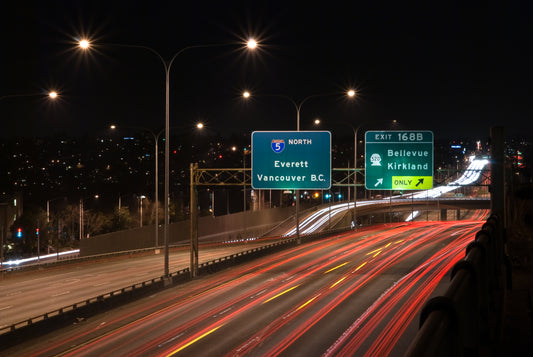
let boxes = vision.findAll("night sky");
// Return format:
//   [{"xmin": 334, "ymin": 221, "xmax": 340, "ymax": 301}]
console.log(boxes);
[{"xmin": 1, "ymin": 1, "xmax": 531, "ymax": 141}]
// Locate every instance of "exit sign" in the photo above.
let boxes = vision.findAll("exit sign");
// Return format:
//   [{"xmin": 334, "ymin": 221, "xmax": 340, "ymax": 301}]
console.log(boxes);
[
  {"xmin": 365, "ymin": 130, "xmax": 434, "ymax": 190},
  {"xmin": 252, "ymin": 131, "xmax": 331, "ymax": 190}
]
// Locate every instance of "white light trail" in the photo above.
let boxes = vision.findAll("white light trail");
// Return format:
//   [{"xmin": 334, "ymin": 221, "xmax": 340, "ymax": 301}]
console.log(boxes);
[
  {"xmin": 284, "ymin": 158, "xmax": 489, "ymax": 234},
  {"xmin": 1, "ymin": 250, "xmax": 80, "ymax": 267}
]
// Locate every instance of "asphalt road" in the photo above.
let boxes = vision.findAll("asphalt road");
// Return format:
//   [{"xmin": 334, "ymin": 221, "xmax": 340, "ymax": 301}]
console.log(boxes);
[
  {"xmin": 0, "ymin": 239, "xmax": 280, "ymax": 329},
  {"xmin": 2, "ymin": 220, "xmax": 483, "ymax": 356}
]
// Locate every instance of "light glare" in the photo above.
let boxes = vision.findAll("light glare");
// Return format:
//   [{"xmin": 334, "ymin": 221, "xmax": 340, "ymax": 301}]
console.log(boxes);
[
  {"xmin": 48, "ymin": 91, "xmax": 58, "ymax": 99},
  {"xmin": 243, "ymin": 91, "xmax": 251, "ymax": 98},
  {"xmin": 247, "ymin": 39, "xmax": 257, "ymax": 49},
  {"xmin": 347, "ymin": 89, "xmax": 356, "ymax": 97},
  {"xmin": 197, "ymin": 122, "xmax": 204, "ymax": 129},
  {"xmin": 79, "ymin": 39, "xmax": 90, "ymax": 49}
]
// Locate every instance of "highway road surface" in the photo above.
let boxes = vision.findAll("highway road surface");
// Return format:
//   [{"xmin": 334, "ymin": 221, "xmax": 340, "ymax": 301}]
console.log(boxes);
[
  {"xmin": 0, "ymin": 239, "xmax": 281, "ymax": 330},
  {"xmin": 2, "ymin": 220, "xmax": 483, "ymax": 356}
]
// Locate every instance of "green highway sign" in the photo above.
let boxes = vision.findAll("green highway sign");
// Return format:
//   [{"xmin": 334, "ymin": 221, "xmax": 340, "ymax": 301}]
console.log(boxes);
[
  {"xmin": 365, "ymin": 130, "xmax": 434, "ymax": 190},
  {"xmin": 252, "ymin": 131, "xmax": 331, "ymax": 190}
]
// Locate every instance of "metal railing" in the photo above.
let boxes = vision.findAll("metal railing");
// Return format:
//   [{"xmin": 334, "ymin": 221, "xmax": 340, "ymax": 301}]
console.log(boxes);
[{"xmin": 405, "ymin": 214, "xmax": 508, "ymax": 356}]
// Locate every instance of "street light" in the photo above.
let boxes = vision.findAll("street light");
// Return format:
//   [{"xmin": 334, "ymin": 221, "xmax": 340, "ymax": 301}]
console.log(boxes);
[
  {"xmin": 111, "ymin": 125, "xmax": 163, "ymax": 247},
  {"xmin": 139, "ymin": 195, "xmax": 146, "ymax": 227},
  {"xmin": 316, "ymin": 116, "xmax": 398, "ymax": 228},
  {"xmin": 243, "ymin": 89, "xmax": 355, "ymax": 241},
  {"xmin": 79, "ymin": 39, "xmax": 89, "ymax": 49},
  {"xmin": 46, "ymin": 196, "xmax": 66, "ymax": 255},
  {"xmin": 80, "ymin": 38, "xmax": 256, "ymax": 279},
  {"xmin": 111, "ymin": 122, "xmax": 204, "ymax": 247},
  {"xmin": 79, "ymin": 194, "xmax": 99, "ymax": 240},
  {"xmin": 351, "ymin": 119, "xmax": 398, "ymax": 225}
]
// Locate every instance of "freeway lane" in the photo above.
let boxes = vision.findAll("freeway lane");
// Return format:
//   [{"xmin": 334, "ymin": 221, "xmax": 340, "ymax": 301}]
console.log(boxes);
[
  {"xmin": 0, "ymin": 239, "xmax": 283, "ymax": 330},
  {"xmin": 3, "ymin": 220, "xmax": 483, "ymax": 356}
]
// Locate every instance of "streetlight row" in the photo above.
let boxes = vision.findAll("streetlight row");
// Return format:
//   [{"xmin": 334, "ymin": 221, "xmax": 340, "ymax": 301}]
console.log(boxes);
[
  {"xmin": 77, "ymin": 37, "xmax": 259, "ymax": 278},
  {"xmin": 81, "ymin": 35, "xmax": 357, "ymax": 271},
  {"xmin": 14, "ymin": 36, "xmax": 363, "ymax": 278}
]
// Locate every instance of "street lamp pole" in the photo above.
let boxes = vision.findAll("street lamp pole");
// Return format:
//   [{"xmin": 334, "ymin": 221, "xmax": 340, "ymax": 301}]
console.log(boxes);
[
  {"xmin": 80, "ymin": 39, "xmax": 257, "ymax": 279},
  {"xmin": 79, "ymin": 195, "xmax": 98, "ymax": 240},
  {"xmin": 112, "ymin": 125, "xmax": 163, "ymax": 247},
  {"xmin": 353, "ymin": 124, "xmax": 361, "ymax": 227},
  {"xmin": 351, "ymin": 119, "xmax": 398, "ymax": 228},
  {"xmin": 243, "ymin": 91, "xmax": 356, "ymax": 242},
  {"xmin": 139, "ymin": 195, "xmax": 146, "ymax": 227},
  {"xmin": 79, "ymin": 198, "xmax": 83, "ymax": 241}
]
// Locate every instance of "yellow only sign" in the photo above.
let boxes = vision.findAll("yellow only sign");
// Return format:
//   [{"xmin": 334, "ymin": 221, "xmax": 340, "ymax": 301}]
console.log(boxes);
[{"xmin": 391, "ymin": 176, "xmax": 433, "ymax": 190}]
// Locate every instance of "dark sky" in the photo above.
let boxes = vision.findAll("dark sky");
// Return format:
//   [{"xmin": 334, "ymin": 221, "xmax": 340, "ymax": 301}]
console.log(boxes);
[{"xmin": 1, "ymin": 1, "xmax": 531, "ymax": 141}]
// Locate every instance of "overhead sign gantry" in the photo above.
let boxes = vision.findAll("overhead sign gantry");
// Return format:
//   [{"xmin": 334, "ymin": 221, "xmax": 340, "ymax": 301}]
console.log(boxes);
[{"xmin": 365, "ymin": 130, "xmax": 434, "ymax": 190}]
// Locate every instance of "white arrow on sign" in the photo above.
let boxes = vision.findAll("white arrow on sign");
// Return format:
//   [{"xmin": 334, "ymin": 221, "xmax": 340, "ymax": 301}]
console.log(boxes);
[{"xmin": 375, "ymin": 178, "xmax": 383, "ymax": 187}]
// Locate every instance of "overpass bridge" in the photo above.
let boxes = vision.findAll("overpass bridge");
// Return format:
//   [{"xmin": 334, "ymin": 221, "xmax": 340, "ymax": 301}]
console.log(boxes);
[
  {"xmin": 281, "ymin": 158, "xmax": 490, "ymax": 236},
  {"xmin": 1, "ymin": 158, "xmax": 490, "ymax": 268}
]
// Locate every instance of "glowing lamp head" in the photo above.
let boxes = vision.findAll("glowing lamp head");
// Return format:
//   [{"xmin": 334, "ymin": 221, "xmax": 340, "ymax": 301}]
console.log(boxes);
[
  {"xmin": 347, "ymin": 89, "xmax": 356, "ymax": 97},
  {"xmin": 197, "ymin": 122, "xmax": 204, "ymax": 129},
  {"xmin": 79, "ymin": 39, "xmax": 90, "ymax": 49},
  {"xmin": 48, "ymin": 91, "xmax": 58, "ymax": 99},
  {"xmin": 242, "ymin": 91, "xmax": 251, "ymax": 98},
  {"xmin": 247, "ymin": 39, "xmax": 257, "ymax": 49}
]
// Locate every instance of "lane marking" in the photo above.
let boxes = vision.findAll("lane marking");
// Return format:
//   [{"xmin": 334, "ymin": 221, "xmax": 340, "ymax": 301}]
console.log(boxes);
[
  {"xmin": 353, "ymin": 261, "xmax": 367, "ymax": 272},
  {"xmin": 297, "ymin": 295, "xmax": 320, "ymax": 311},
  {"xmin": 330, "ymin": 277, "xmax": 347, "ymax": 289},
  {"xmin": 52, "ymin": 291, "xmax": 70, "ymax": 297},
  {"xmin": 324, "ymin": 262, "xmax": 349, "ymax": 274},
  {"xmin": 262, "ymin": 285, "xmax": 300, "ymax": 304},
  {"xmin": 165, "ymin": 324, "xmax": 224, "ymax": 356},
  {"xmin": 92, "ymin": 282, "xmax": 109, "ymax": 287}
]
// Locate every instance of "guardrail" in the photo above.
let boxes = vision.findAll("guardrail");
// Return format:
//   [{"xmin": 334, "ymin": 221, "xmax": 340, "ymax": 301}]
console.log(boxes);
[
  {"xmin": 0, "ymin": 266, "xmax": 191, "ymax": 348},
  {"xmin": 404, "ymin": 214, "xmax": 509, "ymax": 356},
  {"xmin": 0, "ymin": 229, "xmax": 347, "ymax": 348}
]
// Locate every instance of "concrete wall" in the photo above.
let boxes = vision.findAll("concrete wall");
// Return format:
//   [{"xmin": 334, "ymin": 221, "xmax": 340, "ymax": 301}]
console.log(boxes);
[{"xmin": 80, "ymin": 206, "xmax": 297, "ymax": 257}]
